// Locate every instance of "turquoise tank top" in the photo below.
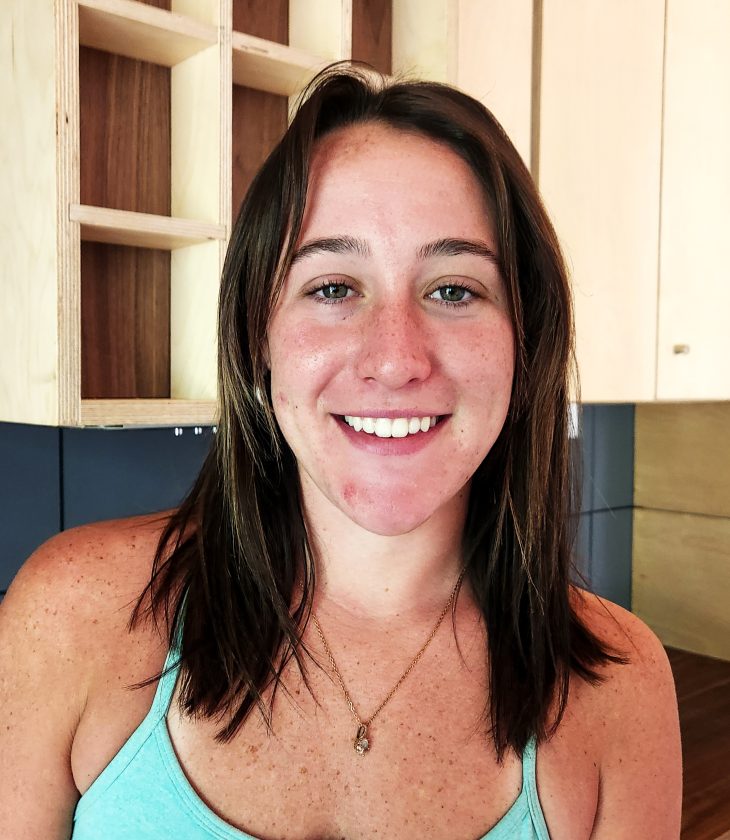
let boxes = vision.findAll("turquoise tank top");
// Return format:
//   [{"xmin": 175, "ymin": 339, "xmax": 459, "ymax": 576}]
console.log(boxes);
[{"xmin": 72, "ymin": 643, "xmax": 551, "ymax": 839}]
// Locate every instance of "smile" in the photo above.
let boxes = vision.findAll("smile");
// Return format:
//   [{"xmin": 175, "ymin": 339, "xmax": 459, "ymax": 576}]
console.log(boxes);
[{"xmin": 342, "ymin": 415, "xmax": 438, "ymax": 438}]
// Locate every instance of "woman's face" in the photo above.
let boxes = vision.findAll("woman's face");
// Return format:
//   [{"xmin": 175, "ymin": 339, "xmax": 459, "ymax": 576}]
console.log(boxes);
[{"xmin": 266, "ymin": 122, "xmax": 515, "ymax": 536}]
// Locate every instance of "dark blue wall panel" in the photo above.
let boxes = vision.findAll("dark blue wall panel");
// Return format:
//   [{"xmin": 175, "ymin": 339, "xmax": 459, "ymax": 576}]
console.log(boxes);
[
  {"xmin": 0, "ymin": 423, "xmax": 61, "ymax": 591},
  {"xmin": 62, "ymin": 426, "xmax": 213, "ymax": 529}
]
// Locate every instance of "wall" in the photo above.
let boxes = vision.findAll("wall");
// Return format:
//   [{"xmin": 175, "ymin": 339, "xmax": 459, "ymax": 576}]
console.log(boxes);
[
  {"xmin": 633, "ymin": 403, "xmax": 730, "ymax": 660},
  {"xmin": 1, "ymin": 406, "xmax": 634, "ymax": 609}
]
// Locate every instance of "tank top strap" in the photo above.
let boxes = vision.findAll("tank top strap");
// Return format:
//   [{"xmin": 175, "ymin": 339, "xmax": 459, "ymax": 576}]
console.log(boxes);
[
  {"xmin": 521, "ymin": 733, "xmax": 552, "ymax": 838},
  {"xmin": 149, "ymin": 596, "xmax": 186, "ymax": 723}
]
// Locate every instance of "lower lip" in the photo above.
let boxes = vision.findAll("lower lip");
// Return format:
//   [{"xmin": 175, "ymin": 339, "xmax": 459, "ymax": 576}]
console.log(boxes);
[{"xmin": 333, "ymin": 415, "xmax": 449, "ymax": 456}]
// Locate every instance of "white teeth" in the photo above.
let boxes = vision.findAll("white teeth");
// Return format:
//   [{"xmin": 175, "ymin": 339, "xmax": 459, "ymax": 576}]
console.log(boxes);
[{"xmin": 342, "ymin": 415, "xmax": 440, "ymax": 438}]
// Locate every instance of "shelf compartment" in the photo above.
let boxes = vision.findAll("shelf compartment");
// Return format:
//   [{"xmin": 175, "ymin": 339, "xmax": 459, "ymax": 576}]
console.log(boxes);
[
  {"xmin": 71, "ymin": 204, "xmax": 226, "ymax": 250},
  {"xmin": 77, "ymin": 0, "xmax": 217, "ymax": 66},
  {"xmin": 233, "ymin": 0, "xmax": 288, "ymax": 45},
  {"xmin": 80, "ymin": 45, "xmax": 171, "ymax": 216},
  {"xmin": 352, "ymin": 0, "xmax": 392, "ymax": 75},
  {"xmin": 80, "ymin": 399, "xmax": 217, "ymax": 427},
  {"xmin": 232, "ymin": 32, "xmax": 326, "ymax": 96},
  {"xmin": 81, "ymin": 241, "xmax": 170, "ymax": 400}
]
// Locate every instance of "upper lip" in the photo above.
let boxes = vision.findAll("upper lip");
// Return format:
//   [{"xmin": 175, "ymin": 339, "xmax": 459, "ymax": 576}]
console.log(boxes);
[{"xmin": 335, "ymin": 410, "xmax": 447, "ymax": 419}]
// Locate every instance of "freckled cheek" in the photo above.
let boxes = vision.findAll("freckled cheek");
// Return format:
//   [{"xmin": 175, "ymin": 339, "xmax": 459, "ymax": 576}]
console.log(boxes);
[{"xmin": 269, "ymin": 323, "xmax": 345, "ymax": 411}]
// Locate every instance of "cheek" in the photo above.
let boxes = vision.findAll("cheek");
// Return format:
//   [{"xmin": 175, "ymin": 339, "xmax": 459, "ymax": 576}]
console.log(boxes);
[{"xmin": 268, "ymin": 321, "xmax": 341, "ymax": 412}]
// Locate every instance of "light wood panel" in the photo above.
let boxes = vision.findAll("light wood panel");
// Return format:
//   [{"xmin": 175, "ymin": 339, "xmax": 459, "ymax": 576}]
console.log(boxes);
[
  {"xmin": 392, "ymin": 0, "xmax": 456, "ymax": 83},
  {"xmin": 80, "ymin": 399, "xmax": 217, "ymax": 426},
  {"xmin": 77, "ymin": 0, "xmax": 216, "ymax": 66},
  {"xmin": 633, "ymin": 508, "xmax": 730, "ymax": 660},
  {"xmin": 0, "ymin": 0, "xmax": 60, "ymax": 425},
  {"xmin": 657, "ymin": 0, "xmax": 730, "ymax": 401},
  {"xmin": 171, "ymin": 45, "xmax": 222, "ymax": 224},
  {"xmin": 171, "ymin": 242, "xmax": 220, "ymax": 401},
  {"xmin": 635, "ymin": 403, "xmax": 730, "ymax": 518},
  {"xmin": 539, "ymin": 0, "xmax": 664, "ymax": 403},
  {"xmin": 289, "ymin": 0, "xmax": 352, "ymax": 61},
  {"xmin": 457, "ymin": 0, "xmax": 533, "ymax": 166},
  {"xmin": 232, "ymin": 33, "xmax": 326, "ymax": 95},
  {"xmin": 72, "ymin": 205, "xmax": 225, "ymax": 249},
  {"xmin": 58, "ymin": 0, "xmax": 82, "ymax": 427}
]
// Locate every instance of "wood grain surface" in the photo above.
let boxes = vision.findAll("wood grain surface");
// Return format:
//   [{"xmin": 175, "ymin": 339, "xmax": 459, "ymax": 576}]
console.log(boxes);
[
  {"xmin": 233, "ymin": 0, "xmax": 288, "ymax": 43},
  {"xmin": 81, "ymin": 242, "xmax": 170, "ymax": 399},
  {"xmin": 666, "ymin": 647, "xmax": 730, "ymax": 840},
  {"xmin": 352, "ymin": 0, "xmax": 392, "ymax": 74},
  {"xmin": 79, "ymin": 46, "xmax": 171, "ymax": 215},
  {"xmin": 231, "ymin": 85, "xmax": 287, "ymax": 217}
]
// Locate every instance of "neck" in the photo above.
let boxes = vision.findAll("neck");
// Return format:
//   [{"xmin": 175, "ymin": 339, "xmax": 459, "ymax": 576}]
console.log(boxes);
[{"xmin": 299, "ymin": 481, "xmax": 471, "ymax": 626}]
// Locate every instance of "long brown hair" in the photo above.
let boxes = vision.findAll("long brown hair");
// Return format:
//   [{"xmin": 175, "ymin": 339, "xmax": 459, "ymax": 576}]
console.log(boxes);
[{"xmin": 131, "ymin": 64, "xmax": 629, "ymax": 763}]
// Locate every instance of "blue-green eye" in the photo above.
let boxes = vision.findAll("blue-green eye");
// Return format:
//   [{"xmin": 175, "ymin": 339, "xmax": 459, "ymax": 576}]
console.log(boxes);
[
  {"xmin": 429, "ymin": 284, "xmax": 478, "ymax": 307},
  {"xmin": 309, "ymin": 282, "xmax": 353, "ymax": 303}
]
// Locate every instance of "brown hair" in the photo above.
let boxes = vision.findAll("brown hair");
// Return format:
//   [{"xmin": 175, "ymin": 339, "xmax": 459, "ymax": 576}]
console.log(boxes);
[{"xmin": 131, "ymin": 64, "xmax": 629, "ymax": 763}]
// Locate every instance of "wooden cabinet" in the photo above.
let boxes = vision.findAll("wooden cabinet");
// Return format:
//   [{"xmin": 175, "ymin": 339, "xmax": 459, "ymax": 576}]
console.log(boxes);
[
  {"xmin": 0, "ymin": 0, "xmax": 379, "ymax": 428},
  {"xmin": 391, "ymin": 0, "xmax": 533, "ymax": 165},
  {"xmin": 539, "ymin": 0, "xmax": 730, "ymax": 403},
  {"xmin": 657, "ymin": 0, "xmax": 730, "ymax": 400},
  {"xmin": 3, "ymin": 0, "xmax": 534, "ymax": 428},
  {"xmin": 538, "ymin": 0, "xmax": 665, "ymax": 404}
]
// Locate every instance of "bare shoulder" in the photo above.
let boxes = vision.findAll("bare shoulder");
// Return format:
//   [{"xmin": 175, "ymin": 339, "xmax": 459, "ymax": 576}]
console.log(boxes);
[
  {"xmin": 1, "ymin": 509, "xmax": 176, "ymax": 674},
  {"xmin": 568, "ymin": 586, "xmax": 683, "ymax": 838},
  {"xmin": 0, "ymin": 512, "xmax": 176, "ymax": 837}
]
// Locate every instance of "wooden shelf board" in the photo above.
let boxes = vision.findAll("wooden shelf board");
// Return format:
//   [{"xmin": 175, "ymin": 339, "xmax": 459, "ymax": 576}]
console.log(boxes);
[
  {"xmin": 70, "ymin": 204, "xmax": 226, "ymax": 250},
  {"xmin": 78, "ymin": 0, "xmax": 217, "ymax": 67},
  {"xmin": 232, "ymin": 31, "xmax": 326, "ymax": 96},
  {"xmin": 80, "ymin": 399, "xmax": 218, "ymax": 427}
]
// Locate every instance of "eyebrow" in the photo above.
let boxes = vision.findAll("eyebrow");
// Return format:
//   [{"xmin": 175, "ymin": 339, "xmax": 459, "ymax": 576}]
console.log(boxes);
[
  {"xmin": 417, "ymin": 238, "xmax": 500, "ymax": 265},
  {"xmin": 290, "ymin": 235, "xmax": 501, "ymax": 267},
  {"xmin": 290, "ymin": 236, "xmax": 371, "ymax": 265}
]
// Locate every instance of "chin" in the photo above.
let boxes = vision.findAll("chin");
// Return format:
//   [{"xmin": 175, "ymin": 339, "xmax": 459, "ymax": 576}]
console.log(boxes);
[{"xmin": 337, "ymin": 485, "xmax": 459, "ymax": 537}]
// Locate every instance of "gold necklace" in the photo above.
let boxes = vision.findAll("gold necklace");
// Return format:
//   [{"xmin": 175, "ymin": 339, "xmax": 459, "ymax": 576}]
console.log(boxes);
[{"xmin": 310, "ymin": 567, "xmax": 466, "ymax": 755}]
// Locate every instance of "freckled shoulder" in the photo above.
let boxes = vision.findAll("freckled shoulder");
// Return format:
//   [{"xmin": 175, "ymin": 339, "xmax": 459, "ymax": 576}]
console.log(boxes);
[{"xmin": 6, "ymin": 510, "xmax": 177, "ymax": 661}]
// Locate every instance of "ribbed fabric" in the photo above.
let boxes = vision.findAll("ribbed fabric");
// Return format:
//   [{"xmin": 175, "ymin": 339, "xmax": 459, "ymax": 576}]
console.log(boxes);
[{"xmin": 72, "ymin": 643, "xmax": 551, "ymax": 840}]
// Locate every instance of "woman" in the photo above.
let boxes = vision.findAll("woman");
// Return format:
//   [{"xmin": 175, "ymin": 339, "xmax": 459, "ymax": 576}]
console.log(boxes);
[{"xmin": 0, "ymin": 66, "xmax": 681, "ymax": 839}]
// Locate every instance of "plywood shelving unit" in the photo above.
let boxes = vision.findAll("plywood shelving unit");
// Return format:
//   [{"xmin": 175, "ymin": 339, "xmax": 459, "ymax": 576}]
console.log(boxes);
[{"xmin": 3, "ymin": 0, "xmax": 532, "ymax": 427}]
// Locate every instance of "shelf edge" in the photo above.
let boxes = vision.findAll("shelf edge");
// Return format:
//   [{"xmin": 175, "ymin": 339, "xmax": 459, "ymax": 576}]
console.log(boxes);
[
  {"xmin": 78, "ymin": 0, "xmax": 218, "ymax": 67},
  {"xmin": 70, "ymin": 204, "xmax": 226, "ymax": 250}
]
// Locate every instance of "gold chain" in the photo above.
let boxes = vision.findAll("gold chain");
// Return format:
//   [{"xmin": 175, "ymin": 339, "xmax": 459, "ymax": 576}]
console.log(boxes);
[{"xmin": 310, "ymin": 567, "xmax": 466, "ymax": 755}]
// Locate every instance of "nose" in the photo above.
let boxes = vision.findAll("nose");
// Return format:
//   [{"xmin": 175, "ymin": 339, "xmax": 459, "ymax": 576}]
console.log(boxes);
[{"xmin": 354, "ymin": 301, "xmax": 433, "ymax": 388}]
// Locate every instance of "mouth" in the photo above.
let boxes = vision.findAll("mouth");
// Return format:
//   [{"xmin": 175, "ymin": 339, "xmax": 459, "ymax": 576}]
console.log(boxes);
[{"xmin": 336, "ymin": 414, "xmax": 448, "ymax": 439}]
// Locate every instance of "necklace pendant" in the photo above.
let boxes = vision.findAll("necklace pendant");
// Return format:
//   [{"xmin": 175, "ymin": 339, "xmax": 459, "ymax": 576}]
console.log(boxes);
[{"xmin": 354, "ymin": 724, "xmax": 370, "ymax": 755}]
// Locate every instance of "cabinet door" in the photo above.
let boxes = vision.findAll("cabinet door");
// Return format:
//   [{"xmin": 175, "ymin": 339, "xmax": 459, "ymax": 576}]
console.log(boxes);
[
  {"xmin": 392, "ymin": 0, "xmax": 533, "ymax": 164},
  {"xmin": 657, "ymin": 0, "xmax": 730, "ymax": 400},
  {"xmin": 538, "ymin": 0, "xmax": 665, "ymax": 403}
]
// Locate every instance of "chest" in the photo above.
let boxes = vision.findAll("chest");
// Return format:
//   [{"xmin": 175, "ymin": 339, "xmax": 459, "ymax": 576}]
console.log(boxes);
[{"xmin": 74, "ymin": 632, "xmax": 600, "ymax": 840}]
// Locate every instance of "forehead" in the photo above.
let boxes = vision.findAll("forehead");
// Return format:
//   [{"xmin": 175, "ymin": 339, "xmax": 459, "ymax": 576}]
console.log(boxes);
[{"xmin": 300, "ymin": 122, "xmax": 495, "ymax": 244}]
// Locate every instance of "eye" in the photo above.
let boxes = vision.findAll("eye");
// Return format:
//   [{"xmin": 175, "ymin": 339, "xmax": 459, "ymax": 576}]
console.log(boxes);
[
  {"xmin": 428, "ymin": 283, "xmax": 479, "ymax": 308},
  {"xmin": 307, "ymin": 281, "xmax": 355, "ymax": 304}
]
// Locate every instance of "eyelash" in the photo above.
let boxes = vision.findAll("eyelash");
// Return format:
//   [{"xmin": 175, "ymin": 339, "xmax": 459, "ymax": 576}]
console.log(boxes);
[{"xmin": 306, "ymin": 281, "xmax": 481, "ymax": 309}]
